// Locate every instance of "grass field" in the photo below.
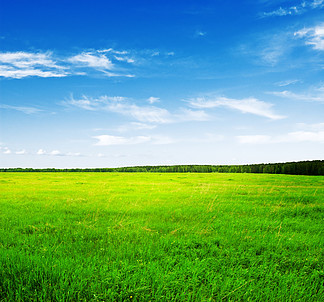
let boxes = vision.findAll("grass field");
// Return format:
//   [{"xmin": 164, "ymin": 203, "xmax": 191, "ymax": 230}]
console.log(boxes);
[{"xmin": 0, "ymin": 172, "xmax": 323, "ymax": 301}]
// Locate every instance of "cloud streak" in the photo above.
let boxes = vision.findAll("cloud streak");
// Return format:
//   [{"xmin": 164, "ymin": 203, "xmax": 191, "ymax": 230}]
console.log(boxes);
[
  {"xmin": 0, "ymin": 104, "xmax": 43, "ymax": 114},
  {"xmin": 0, "ymin": 48, "xmax": 138, "ymax": 79},
  {"xmin": 36, "ymin": 149, "xmax": 83, "ymax": 156},
  {"xmin": 262, "ymin": 1, "xmax": 324, "ymax": 18},
  {"xmin": 65, "ymin": 95, "xmax": 209, "ymax": 124},
  {"xmin": 295, "ymin": 24, "xmax": 324, "ymax": 51},
  {"xmin": 0, "ymin": 51, "xmax": 68, "ymax": 79},
  {"xmin": 68, "ymin": 52, "xmax": 114, "ymax": 69},
  {"xmin": 93, "ymin": 135, "xmax": 151, "ymax": 146},
  {"xmin": 237, "ymin": 131, "xmax": 324, "ymax": 144},
  {"xmin": 188, "ymin": 96, "xmax": 285, "ymax": 120},
  {"xmin": 269, "ymin": 86, "xmax": 324, "ymax": 102}
]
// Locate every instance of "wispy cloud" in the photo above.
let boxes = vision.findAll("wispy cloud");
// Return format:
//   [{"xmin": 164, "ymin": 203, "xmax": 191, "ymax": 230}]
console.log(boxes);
[
  {"xmin": 114, "ymin": 104, "xmax": 171, "ymax": 123},
  {"xmin": 93, "ymin": 135, "xmax": 151, "ymax": 146},
  {"xmin": 276, "ymin": 79, "xmax": 301, "ymax": 87},
  {"xmin": 237, "ymin": 123, "xmax": 324, "ymax": 144},
  {"xmin": 269, "ymin": 85, "xmax": 324, "ymax": 102},
  {"xmin": 0, "ymin": 48, "xmax": 139, "ymax": 79},
  {"xmin": 113, "ymin": 56, "xmax": 135, "ymax": 63},
  {"xmin": 116, "ymin": 122, "xmax": 157, "ymax": 132},
  {"xmin": 195, "ymin": 30, "xmax": 207, "ymax": 37},
  {"xmin": 0, "ymin": 51, "xmax": 62, "ymax": 69},
  {"xmin": 65, "ymin": 95, "xmax": 172, "ymax": 123},
  {"xmin": 188, "ymin": 96, "xmax": 285, "ymax": 120},
  {"xmin": 66, "ymin": 95, "xmax": 128, "ymax": 111},
  {"xmin": 238, "ymin": 131, "xmax": 324, "ymax": 144},
  {"xmin": 175, "ymin": 108, "xmax": 209, "ymax": 122},
  {"xmin": 296, "ymin": 122, "xmax": 324, "ymax": 131},
  {"xmin": 67, "ymin": 50, "xmax": 135, "ymax": 77},
  {"xmin": 237, "ymin": 135, "xmax": 272, "ymax": 144},
  {"xmin": 68, "ymin": 52, "xmax": 114, "ymax": 69},
  {"xmin": 147, "ymin": 97, "xmax": 160, "ymax": 104},
  {"xmin": 261, "ymin": 0, "xmax": 324, "ymax": 17},
  {"xmin": 65, "ymin": 95, "xmax": 208, "ymax": 124},
  {"xmin": 1, "ymin": 147, "xmax": 11, "ymax": 154},
  {"xmin": 97, "ymin": 48, "xmax": 128, "ymax": 55},
  {"xmin": 0, "ymin": 51, "xmax": 68, "ymax": 79},
  {"xmin": 93, "ymin": 132, "xmax": 223, "ymax": 146},
  {"xmin": 36, "ymin": 149, "xmax": 83, "ymax": 156},
  {"xmin": 239, "ymin": 31, "xmax": 295, "ymax": 66},
  {"xmin": 0, "ymin": 104, "xmax": 43, "ymax": 114},
  {"xmin": 294, "ymin": 24, "xmax": 324, "ymax": 51},
  {"xmin": 15, "ymin": 150, "xmax": 27, "ymax": 155}
]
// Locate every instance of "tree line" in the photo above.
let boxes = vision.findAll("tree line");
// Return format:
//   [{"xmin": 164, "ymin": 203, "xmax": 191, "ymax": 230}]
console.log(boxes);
[{"xmin": 1, "ymin": 160, "xmax": 323, "ymax": 175}]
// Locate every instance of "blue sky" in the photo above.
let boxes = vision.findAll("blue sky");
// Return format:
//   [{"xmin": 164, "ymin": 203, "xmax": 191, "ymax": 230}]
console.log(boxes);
[{"xmin": 0, "ymin": 0, "xmax": 323, "ymax": 168}]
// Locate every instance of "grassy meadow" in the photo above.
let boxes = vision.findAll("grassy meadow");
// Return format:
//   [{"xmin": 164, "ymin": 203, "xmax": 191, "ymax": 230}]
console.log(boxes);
[{"xmin": 0, "ymin": 172, "xmax": 323, "ymax": 301}]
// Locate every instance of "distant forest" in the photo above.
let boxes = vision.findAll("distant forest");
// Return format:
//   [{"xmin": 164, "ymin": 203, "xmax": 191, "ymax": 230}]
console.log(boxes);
[{"xmin": 1, "ymin": 160, "xmax": 323, "ymax": 175}]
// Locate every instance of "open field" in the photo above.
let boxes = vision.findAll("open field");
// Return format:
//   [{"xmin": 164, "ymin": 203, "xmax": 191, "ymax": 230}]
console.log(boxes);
[{"xmin": 0, "ymin": 172, "xmax": 323, "ymax": 301}]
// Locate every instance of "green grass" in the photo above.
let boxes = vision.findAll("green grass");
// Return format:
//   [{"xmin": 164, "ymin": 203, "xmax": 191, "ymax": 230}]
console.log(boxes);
[{"xmin": 0, "ymin": 172, "xmax": 323, "ymax": 301}]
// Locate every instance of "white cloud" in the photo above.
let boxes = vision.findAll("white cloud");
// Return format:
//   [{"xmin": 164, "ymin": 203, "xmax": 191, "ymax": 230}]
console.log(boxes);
[
  {"xmin": 147, "ymin": 97, "xmax": 160, "ymax": 104},
  {"xmin": 93, "ymin": 135, "xmax": 151, "ymax": 146},
  {"xmin": 114, "ymin": 104, "xmax": 171, "ymax": 123},
  {"xmin": 186, "ymin": 133, "xmax": 224, "ymax": 143},
  {"xmin": 195, "ymin": 30, "xmax": 207, "ymax": 37},
  {"xmin": 15, "ymin": 150, "xmax": 26, "ymax": 155},
  {"xmin": 237, "ymin": 131, "xmax": 324, "ymax": 144},
  {"xmin": 2, "ymin": 147, "xmax": 11, "ymax": 154},
  {"xmin": 0, "ymin": 104, "xmax": 43, "ymax": 114},
  {"xmin": 188, "ymin": 96, "xmax": 285, "ymax": 120},
  {"xmin": 0, "ymin": 47, "xmax": 174, "ymax": 79},
  {"xmin": 151, "ymin": 135, "xmax": 176, "ymax": 145},
  {"xmin": 117, "ymin": 122, "xmax": 157, "ymax": 132},
  {"xmin": 262, "ymin": 1, "xmax": 324, "ymax": 17},
  {"xmin": 295, "ymin": 24, "xmax": 324, "ymax": 51},
  {"xmin": 49, "ymin": 150, "xmax": 62, "ymax": 156},
  {"xmin": 276, "ymin": 79, "xmax": 300, "ymax": 87},
  {"xmin": 131, "ymin": 122, "xmax": 157, "ymax": 130},
  {"xmin": 66, "ymin": 95, "xmax": 127, "ymax": 111},
  {"xmin": 310, "ymin": 0, "xmax": 324, "ymax": 8},
  {"xmin": 0, "ymin": 48, "xmax": 137, "ymax": 79},
  {"xmin": 0, "ymin": 51, "xmax": 61, "ymax": 69},
  {"xmin": 259, "ymin": 34, "xmax": 293, "ymax": 66},
  {"xmin": 296, "ymin": 122, "xmax": 324, "ymax": 131},
  {"xmin": 175, "ymin": 108, "xmax": 210, "ymax": 122},
  {"xmin": 66, "ymin": 152, "xmax": 82, "ymax": 156},
  {"xmin": 0, "ymin": 51, "xmax": 68, "ymax": 79},
  {"xmin": 66, "ymin": 95, "xmax": 210, "ymax": 124},
  {"xmin": 269, "ymin": 86, "xmax": 324, "ymax": 102},
  {"xmin": 0, "ymin": 66, "xmax": 67, "ymax": 79},
  {"xmin": 237, "ymin": 135, "xmax": 272, "ymax": 144},
  {"xmin": 93, "ymin": 132, "xmax": 225, "ymax": 146},
  {"xmin": 285, "ymin": 131, "xmax": 324, "ymax": 142},
  {"xmin": 94, "ymin": 134, "xmax": 181, "ymax": 146},
  {"xmin": 68, "ymin": 52, "xmax": 114, "ymax": 69},
  {"xmin": 36, "ymin": 149, "xmax": 84, "ymax": 156},
  {"xmin": 113, "ymin": 56, "xmax": 135, "ymax": 63},
  {"xmin": 97, "ymin": 48, "xmax": 128, "ymax": 55},
  {"xmin": 262, "ymin": 6, "xmax": 300, "ymax": 17},
  {"xmin": 239, "ymin": 30, "xmax": 295, "ymax": 67},
  {"xmin": 37, "ymin": 149, "xmax": 46, "ymax": 155},
  {"xmin": 66, "ymin": 95, "xmax": 172, "ymax": 124}
]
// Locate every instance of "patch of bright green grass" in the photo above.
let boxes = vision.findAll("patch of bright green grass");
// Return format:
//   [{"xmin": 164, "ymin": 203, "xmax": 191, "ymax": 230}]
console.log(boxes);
[{"xmin": 0, "ymin": 173, "xmax": 323, "ymax": 301}]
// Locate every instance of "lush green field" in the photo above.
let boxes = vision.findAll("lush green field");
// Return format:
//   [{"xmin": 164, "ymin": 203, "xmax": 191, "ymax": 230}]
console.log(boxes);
[{"xmin": 0, "ymin": 173, "xmax": 323, "ymax": 301}]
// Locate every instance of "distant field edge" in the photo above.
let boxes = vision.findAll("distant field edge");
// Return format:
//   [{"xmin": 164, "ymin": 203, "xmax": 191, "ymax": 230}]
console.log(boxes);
[{"xmin": 1, "ymin": 160, "xmax": 323, "ymax": 175}]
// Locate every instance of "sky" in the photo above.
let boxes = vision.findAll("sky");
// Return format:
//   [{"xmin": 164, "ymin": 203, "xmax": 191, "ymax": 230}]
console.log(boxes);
[{"xmin": 0, "ymin": 0, "xmax": 323, "ymax": 168}]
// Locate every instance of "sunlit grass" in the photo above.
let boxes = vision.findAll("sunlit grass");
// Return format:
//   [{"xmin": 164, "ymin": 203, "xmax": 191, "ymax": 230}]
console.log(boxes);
[{"xmin": 0, "ymin": 173, "xmax": 323, "ymax": 301}]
